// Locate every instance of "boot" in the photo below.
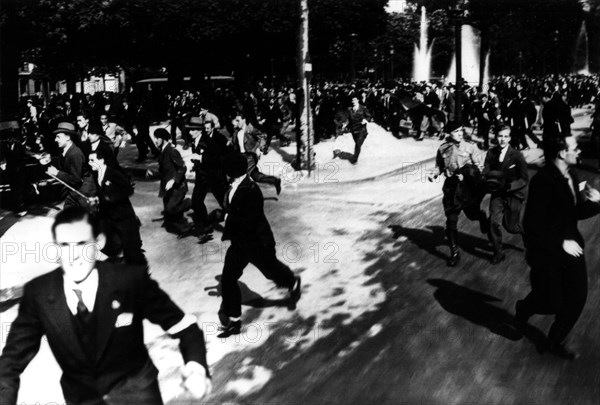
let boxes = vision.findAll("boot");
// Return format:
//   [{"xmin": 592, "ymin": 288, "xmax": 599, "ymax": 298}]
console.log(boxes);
[{"xmin": 446, "ymin": 229, "xmax": 460, "ymax": 267}]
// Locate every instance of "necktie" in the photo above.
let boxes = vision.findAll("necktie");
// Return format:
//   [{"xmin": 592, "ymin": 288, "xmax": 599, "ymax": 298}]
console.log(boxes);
[
  {"xmin": 565, "ymin": 175, "xmax": 576, "ymax": 203},
  {"xmin": 73, "ymin": 288, "xmax": 92, "ymax": 325},
  {"xmin": 223, "ymin": 186, "xmax": 233, "ymax": 211}
]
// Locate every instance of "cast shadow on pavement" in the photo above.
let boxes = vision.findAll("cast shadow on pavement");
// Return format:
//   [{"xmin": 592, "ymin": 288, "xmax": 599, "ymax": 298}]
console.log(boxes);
[
  {"xmin": 427, "ymin": 279, "xmax": 538, "ymax": 342},
  {"xmin": 332, "ymin": 149, "xmax": 354, "ymax": 162},
  {"xmin": 204, "ymin": 275, "xmax": 288, "ymax": 309},
  {"xmin": 388, "ymin": 224, "xmax": 523, "ymax": 262}
]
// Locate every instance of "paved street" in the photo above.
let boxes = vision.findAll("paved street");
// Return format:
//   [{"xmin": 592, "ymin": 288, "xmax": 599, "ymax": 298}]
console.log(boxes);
[{"xmin": 1, "ymin": 109, "xmax": 600, "ymax": 404}]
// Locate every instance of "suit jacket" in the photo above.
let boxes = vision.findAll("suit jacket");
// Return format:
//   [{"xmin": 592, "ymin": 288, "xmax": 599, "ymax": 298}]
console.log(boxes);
[
  {"xmin": 523, "ymin": 164, "xmax": 600, "ymax": 257},
  {"xmin": 53, "ymin": 144, "xmax": 96, "ymax": 197},
  {"xmin": 347, "ymin": 105, "xmax": 371, "ymax": 135},
  {"xmin": 483, "ymin": 145, "xmax": 528, "ymax": 200},
  {"xmin": 0, "ymin": 262, "xmax": 209, "ymax": 405},
  {"xmin": 94, "ymin": 166, "xmax": 135, "ymax": 221},
  {"xmin": 158, "ymin": 143, "xmax": 187, "ymax": 197},
  {"xmin": 232, "ymin": 124, "xmax": 265, "ymax": 154},
  {"xmin": 81, "ymin": 140, "xmax": 118, "ymax": 169},
  {"xmin": 192, "ymin": 131, "xmax": 229, "ymax": 174},
  {"xmin": 222, "ymin": 176, "xmax": 275, "ymax": 248}
]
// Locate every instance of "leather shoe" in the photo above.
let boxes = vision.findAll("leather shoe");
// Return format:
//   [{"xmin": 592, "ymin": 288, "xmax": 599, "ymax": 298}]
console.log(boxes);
[
  {"xmin": 447, "ymin": 250, "xmax": 460, "ymax": 267},
  {"xmin": 288, "ymin": 276, "xmax": 301, "ymax": 308},
  {"xmin": 217, "ymin": 320, "xmax": 241, "ymax": 338},
  {"xmin": 490, "ymin": 251, "xmax": 506, "ymax": 265},
  {"xmin": 549, "ymin": 342, "xmax": 579, "ymax": 360},
  {"xmin": 479, "ymin": 211, "xmax": 490, "ymax": 234}
]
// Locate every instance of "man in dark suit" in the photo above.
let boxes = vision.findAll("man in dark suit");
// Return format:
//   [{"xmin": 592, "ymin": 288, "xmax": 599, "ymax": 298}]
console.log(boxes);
[
  {"xmin": 260, "ymin": 97, "xmax": 288, "ymax": 152},
  {"xmin": 516, "ymin": 137, "xmax": 600, "ymax": 359},
  {"xmin": 89, "ymin": 148, "xmax": 147, "ymax": 266},
  {"xmin": 145, "ymin": 128, "xmax": 193, "ymax": 237},
  {"xmin": 483, "ymin": 127, "xmax": 528, "ymax": 264},
  {"xmin": 134, "ymin": 99, "xmax": 160, "ymax": 163},
  {"xmin": 217, "ymin": 153, "xmax": 301, "ymax": 338},
  {"xmin": 345, "ymin": 95, "xmax": 371, "ymax": 164},
  {"xmin": 231, "ymin": 114, "xmax": 281, "ymax": 194},
  {"xmin": 187, "ymin": 117, "xmax": 229, "ymax": 236},
  {"xmin": 44, "ymin": 122, "xmax": 96, "ymax": 210},
  {"xmin": 475, "ymin": 93, "xmax": 500, "ymax": 149},
  {"xmin": 0, "ymin": 207, "xmax": 211, "ymax": 404},
  {"xmin": 80, "ymin": 121, "xmax": 119, "ymax": 169}
]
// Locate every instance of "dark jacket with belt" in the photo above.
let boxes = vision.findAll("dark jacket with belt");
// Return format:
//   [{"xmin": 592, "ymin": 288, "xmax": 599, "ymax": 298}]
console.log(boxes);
[
  {"xmin": 0, "ymin": 262, "xmax": 209, "ymax": 405},
  {"xmin": 222, "ymin": 176, "xmax": 275, "ymax": 248}
]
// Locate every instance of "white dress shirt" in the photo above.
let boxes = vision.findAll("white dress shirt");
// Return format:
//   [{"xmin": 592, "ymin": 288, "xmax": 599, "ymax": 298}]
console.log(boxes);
[
  {"xmin": 63, "ymin": 268, "xmax": 99, "ymax": 315},
  {"xmin": 499, "ymin": 145, "xmax": 509, "ymax": 163},
  {"xmin": 228, "ymin": 175, "xmax": 245, "ymax": 204}
]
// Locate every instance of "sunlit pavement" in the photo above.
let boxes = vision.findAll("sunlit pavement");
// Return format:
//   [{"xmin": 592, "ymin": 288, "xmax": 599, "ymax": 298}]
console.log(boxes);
[{"xmin": 1, "ymin": 108, "xmax": 599, "ymax": 404}]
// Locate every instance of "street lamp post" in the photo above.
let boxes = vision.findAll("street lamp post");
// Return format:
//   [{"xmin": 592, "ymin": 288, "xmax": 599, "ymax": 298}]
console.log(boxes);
[{"xmin": 450, "ymin": 0, "xmax": 469, "ymax": 127}]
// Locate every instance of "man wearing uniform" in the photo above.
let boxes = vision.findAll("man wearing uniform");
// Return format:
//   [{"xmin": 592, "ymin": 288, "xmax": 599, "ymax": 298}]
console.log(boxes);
[
  {"xmin": 515, "ymin": 137, "xmax": 600, "ymax": 359},
  {"xmin": 429, "ymin": 127, "xmax": 488, "ymax": 267},
  {"xmin": 483, "ymin": 127, "xmax": 528, "ymax": 264}
]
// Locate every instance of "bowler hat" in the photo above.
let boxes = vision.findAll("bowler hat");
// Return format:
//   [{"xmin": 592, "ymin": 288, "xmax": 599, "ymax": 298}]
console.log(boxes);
[
  {"xmin": 223, "ymin": 153, "xmax": 248, "ymax": 178},
  {"xmin": 53, "ymin": 122, "xmax": 78, "ymax": 138},
  {"xmin": 185, "ymin": 116, "xmax": 204, "ymax": 129}
]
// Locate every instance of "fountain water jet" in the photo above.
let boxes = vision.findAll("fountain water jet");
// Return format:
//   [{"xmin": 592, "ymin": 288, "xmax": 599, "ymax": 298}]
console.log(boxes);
[
  {"xmin": 573, "ymin": 20, "xmax": 590, "ymax": 75},
  {"xmin": 413, "ymin": 7, "xmax": 433, "ymax": 82},
  {"xmin": 447, "ymin": 25, "xmax": 481, "ymax": 85}
]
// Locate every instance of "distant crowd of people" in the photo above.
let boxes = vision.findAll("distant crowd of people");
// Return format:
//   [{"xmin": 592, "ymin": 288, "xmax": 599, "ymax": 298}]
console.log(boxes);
[{"xmin": 1, "ymin": 72, "xmax": 600, "ymax": 403}]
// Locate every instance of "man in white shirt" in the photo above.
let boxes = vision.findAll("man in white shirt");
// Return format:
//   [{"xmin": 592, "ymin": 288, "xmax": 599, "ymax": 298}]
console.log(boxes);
[
  {"xmin": 0, "ymin": 207, "xmax": 212, "ymax": 404},
  {"xmin": 482, "ymin": 127, "xmax": 529, "ymax": 264}
]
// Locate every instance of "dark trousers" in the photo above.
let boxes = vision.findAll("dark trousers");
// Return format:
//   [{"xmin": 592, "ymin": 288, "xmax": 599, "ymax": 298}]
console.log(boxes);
[
  {"xmin": 442, "ymin": 177, "xmax": 484, "ymax": 231},
  {"xmin": 221, "ymin": 243, "xmax": 295, "ymax": 318},
  {"xmin": 101, "ymin": 217, "xmax": 147, "ymax": 266},
  {"xmin": 488, "ymin": 194, "xmax": 524, "ymax": 254},
  {"xmin": 192, "ymin": 171, "xmax": 227, "ymax": 227},
  {"xmin": 135, "ymin": 127, "xmax": 159, "ymax": 158},
  {"xmin": 478, "ymin": 121, "xmax": 491, "ymax": 147},
  {"xmin": 162, "ymin": 185, "xmax": 192, "ymax": 234},
  {"xmin": 510, "ymin": 126, "xmax": 528, "ymax": 150},
  {"xmin": 244, "ymin": 152, "xmax": 279, "ymax": 189},
  {"xmin": 520, "ymin": 252, "xmax": 588, "ymax": 345},
  {"xmin": 352, "ymin": 129, "xmax": 368, "ymax": 161},
  {"xmin": 265, "ymin": 124, "xmax": 286, "ymax": 147}
]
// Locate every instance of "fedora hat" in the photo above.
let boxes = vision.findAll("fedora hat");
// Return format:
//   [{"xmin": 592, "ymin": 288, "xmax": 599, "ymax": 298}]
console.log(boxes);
[
  {"xmin": 485, "ymin": 170, "xmax": 507, "ymax": 193},
  {"xmin": 53, "ymin": 122, "xmax": 78, "ymax": 138},
  {"xmin": 185, "ymin": 116, "xmax": 204, "ymax": 129}
]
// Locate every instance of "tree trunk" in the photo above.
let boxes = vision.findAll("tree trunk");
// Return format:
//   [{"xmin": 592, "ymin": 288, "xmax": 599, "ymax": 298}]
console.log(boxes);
[
  {"xmin": 295, "ymin": 0, "xmax": 315, "ymax": 172},
  {"xmin": 0, "ymin": 21, "xmax": 20, "ymax": 121}
]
